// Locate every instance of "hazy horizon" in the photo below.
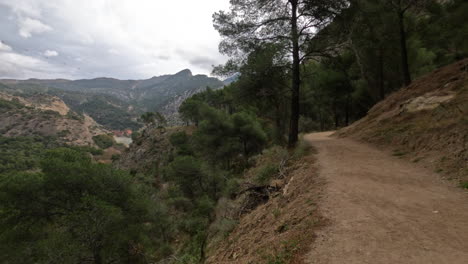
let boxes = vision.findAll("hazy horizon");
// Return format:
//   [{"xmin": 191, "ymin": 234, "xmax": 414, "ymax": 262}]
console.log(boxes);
[
  {"xmin": 0, "ymin": 68, "xmax": 223, "ymax": 81},
  {"xmin": 0, "ymin": 0, "xmax": 230, "ymax": 80}
]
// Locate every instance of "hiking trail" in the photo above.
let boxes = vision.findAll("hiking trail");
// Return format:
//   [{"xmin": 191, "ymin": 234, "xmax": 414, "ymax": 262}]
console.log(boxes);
[{"xmin": 304, "ymin": 132, "xmax": 468, "ymax": 264}]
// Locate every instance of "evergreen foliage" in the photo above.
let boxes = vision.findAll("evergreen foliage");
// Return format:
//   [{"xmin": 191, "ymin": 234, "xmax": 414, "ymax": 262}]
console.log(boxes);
[
  {"xmin": 0, "ymin": 0, "xmax": 465, "ymax": 262},
  {"xmin": 92, "ymin": 134, "xmax": 115, "ymax": 149},
  {"xmin": 0, "ymin": 148, "xmax": 171, "ymax": 264}
]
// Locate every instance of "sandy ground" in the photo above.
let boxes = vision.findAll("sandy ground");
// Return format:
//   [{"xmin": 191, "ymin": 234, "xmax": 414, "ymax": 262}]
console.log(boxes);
[{"xmin": 304, "ymin": 132, "xmax": 468, "ymax": 264}]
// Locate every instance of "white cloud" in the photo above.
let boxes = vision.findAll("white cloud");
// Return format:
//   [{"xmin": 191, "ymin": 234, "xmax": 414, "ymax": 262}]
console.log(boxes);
[
  {"xmin": 0, "ymin": 42, "xmax": 12, "ymax": 52},
  {"xmin": 0, "ymin": 51, "xmax": 73, "ymax": 79},
  {"xmin": 108, "ymin": 49, "xmax": 119, "ymax": 55},
  {"xmin": 0, "ymin": 0, "xmax": 231, "ymax": 79},
  {"xmin": 0, "ymin": 0, "xmax": 42, "ymax": 18},
  {"xmin": 44, "ymin": 49, "xmax": 58, "ymax": 57},
  {"xmin": 18, "ymin": 17, "xmax": 52, "ymax": 38}
]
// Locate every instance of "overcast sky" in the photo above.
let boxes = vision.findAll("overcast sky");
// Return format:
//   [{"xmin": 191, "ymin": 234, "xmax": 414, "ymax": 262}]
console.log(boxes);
[{"xmin": 0, "ymin": 0, "xmax": 230, "ymax": 80}]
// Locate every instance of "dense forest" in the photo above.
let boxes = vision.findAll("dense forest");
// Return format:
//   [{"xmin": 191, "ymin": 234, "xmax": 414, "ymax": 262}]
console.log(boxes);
[{"xmin": 0, "ymin": 0, "xmax": 466, "ymax": 263}]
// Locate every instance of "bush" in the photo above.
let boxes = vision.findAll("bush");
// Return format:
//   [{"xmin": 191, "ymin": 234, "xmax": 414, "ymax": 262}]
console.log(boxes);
[
  {"xmin": 92, "ymin": 134, "xmax": 114, "ymax": 149},
  {"xmin": 0, "ymin": 148, "xmax": 169, "ymax": 264},
  {"xmin": 111, "ymin": 154, "xmax": 121, "ymax": 162},
  {"xmin": 57, "ymin": 130, "xmax": 71, "ymax": 137},
  {"xmin": 0, "ymin": 136, "xmax": 48, "ymax": 174},
  {"xmin": 255, "ymin": 163, "xmax": 279, "ymax": 185},
  {"xmin": 262, "ymin": 240, "xmax": 299, "ymax": 264},
  {"xmin": 223, "ymin": 178, "xmax": 241, "ymax": 197},
  {"xmin": 66, "ymin": 111, "xmax": 84, "ymax": 121},
  {"xmin": 299, "ymin": 116, "xmax": 319, "ymax": 133},
  {"xmin": 292, "ymin": 139, "xmax": 314, "ymax": 160},
  {"xmin": 170, "ymin": 131, "xmax": 193, "ymax": 155},
  {"xmin": 42, "ymin": 109, "xmax": 60, "ymax": 116},
  {"xmin": 0, "ymin": 98, "xmax": 24, "ymax": 110},
  {"xmin": 69, "ymin": 146, "xmax": 104, "ymax": 155}
]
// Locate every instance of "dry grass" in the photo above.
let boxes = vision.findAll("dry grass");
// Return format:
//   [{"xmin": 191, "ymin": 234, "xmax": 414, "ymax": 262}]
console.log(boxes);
[
  {"xmin": 205, "ymin": 150, "xmax": 326, "ymax": 264},
  {"xmin": 338, "ymin": 59, "xmax": 468, "ymax": 183}
]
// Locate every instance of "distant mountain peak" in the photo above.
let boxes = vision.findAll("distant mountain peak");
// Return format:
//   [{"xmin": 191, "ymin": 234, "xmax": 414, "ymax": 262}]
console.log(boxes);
[{"xmin": 175, "ymin": 69, "xmax": 193, "ymax": 77}]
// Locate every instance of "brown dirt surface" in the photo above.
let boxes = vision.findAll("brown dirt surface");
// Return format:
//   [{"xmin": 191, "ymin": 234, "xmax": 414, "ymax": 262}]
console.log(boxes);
[
  {"xmin": 305, "ymin": 132, "xmax": 468, "ymax": 264},
  {"xmin": 337, "ymin": 59, "xmax": 468, "ymax": 182}
]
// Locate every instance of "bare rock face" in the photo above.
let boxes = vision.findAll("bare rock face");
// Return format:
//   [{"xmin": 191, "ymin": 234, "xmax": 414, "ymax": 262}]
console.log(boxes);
[
  {"xmin": 403, "ymin": 92, "xmax": 455, "ymax": 113},
  {"xmin": 0, "ymin": 92, "xmax": 110, "ymax": 147}
]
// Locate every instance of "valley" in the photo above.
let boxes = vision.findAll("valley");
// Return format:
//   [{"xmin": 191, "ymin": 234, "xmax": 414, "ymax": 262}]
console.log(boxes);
[
  {"xmin": 0, "ymin": 69, "xmax": 226, "ymax": 132},
  {"xmin": 0, "ymin": 0, "xmax": 467, "ymax": 263}
]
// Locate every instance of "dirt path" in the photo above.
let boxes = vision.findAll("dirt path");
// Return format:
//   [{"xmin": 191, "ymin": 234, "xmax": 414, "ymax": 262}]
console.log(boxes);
[{"xmin": 304, "ymin": 132, "xmax": 468, "ymax": 264}]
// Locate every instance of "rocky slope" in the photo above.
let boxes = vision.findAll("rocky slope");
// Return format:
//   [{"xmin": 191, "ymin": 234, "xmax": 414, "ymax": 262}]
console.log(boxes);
[
  {"xmin": 338, "ymin": 59, "xmax": 468, "ymax": 182},
  {"xmin": 0, "ymin": 91, "xmax": 109, "ymax": 147}
]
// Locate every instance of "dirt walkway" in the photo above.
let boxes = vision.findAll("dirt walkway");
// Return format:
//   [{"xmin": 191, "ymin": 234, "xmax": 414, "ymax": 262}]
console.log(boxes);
[{"xmin": 304, "ymin": 132, "xmax": 468, "ymax": 264}]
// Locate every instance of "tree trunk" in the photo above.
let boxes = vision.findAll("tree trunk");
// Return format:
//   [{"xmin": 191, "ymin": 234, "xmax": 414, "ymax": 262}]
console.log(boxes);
[
  {"xmin": 345, "ymin": 93, "xmax": 350, "ymax": 126},
  {"xmin": 275, "ymin": 105, "xmax": 283, "ymax": 144},
  {"xmin": 319, "ymin": 107, "xmax": 324, "ymax": 131},
  {"xmin": 333, "ymin": 100, "xmax": 339, "ymax": 129},
  {"xmin": 93, "ymin": 249, "xmax": 103, "ymax": 264},
  {"xmin": 398, "ymin": 11, "xmax": 411, "ymax": 86},
  {"xmin": 378, "ymin": 46, "xmax": 385, "ymax": 99},
  {"xmin": 199, "ymin": 234, "xmax": 207, "ymax": 263},
  {"xmin": 288, "ymin": 0, "xmax": 300, "ymax": 147},
  {"xmin": 243, "ymin": 140, "xmax": 249, "ymax": 165}
]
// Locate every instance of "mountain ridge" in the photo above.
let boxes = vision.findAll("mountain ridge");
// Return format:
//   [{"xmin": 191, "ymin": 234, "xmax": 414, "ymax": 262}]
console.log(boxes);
[
  {"xmin": 0, "ymin": 69, "xmax": 227, "ymax": 128},
  {"xmin": 0, "ymin": 69, "xmax": 210, "ymax": 83}
]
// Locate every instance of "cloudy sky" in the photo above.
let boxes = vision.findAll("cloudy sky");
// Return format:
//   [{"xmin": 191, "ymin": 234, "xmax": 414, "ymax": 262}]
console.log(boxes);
[{"xmin": 0, "ymin": 0, "xmax": 230, "ymax": 80}]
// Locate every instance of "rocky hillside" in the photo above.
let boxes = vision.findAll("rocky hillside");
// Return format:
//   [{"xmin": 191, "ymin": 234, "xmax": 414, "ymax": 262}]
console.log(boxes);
[
  {"xmin": 115, "ymin": 127, "xmax": 184, "ymax": 174},
  {"xmin": 1, "ymin": 69, "xmax": 225, "ymax": 126},
  {"xmin": 338, "ymin": 59, "xmax": 468, "ymax": 182},
  {"xmin": 0, "ymin": 91, "xmax": 109, "ymax": 147}
]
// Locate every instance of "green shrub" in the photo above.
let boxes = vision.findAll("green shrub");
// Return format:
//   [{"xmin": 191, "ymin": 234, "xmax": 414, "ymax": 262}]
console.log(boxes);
[
  {"xmin": 0, "ymin": 148, "xmax": 169, "ymax": 264},
  {"xmin": 69, "ymin": 146, "xmax": 104, "ymax": 155},
  {"xmin": 292, "ymin": 139, "xmax": 313, "ymax": 160},
  {"xmin": 66, "ymin": 111, "xmax": 84, "ymax": 121},
  {"xmin": 41, "ymin": 109, "xmax": 60, "ymax": 116},
  {"xmin": 111, "ymin": 154, "xmax": 121, "ymax": 162},
  {"xmin": 255, "ymin": 163, "xmax": 279, "ymax": 185},
  {"xmin": 223, "ymin": 178, "xmax": 240, "ymax": 197},
  {"xmin": 213, "ymin": 218, "xmax": 238, "ymax": 238},
  {"xmin": 461, "ymin": 181, "xmax": 468, "ymax": 189},
  {"xmin": 92, "ymin": 134, "xmax": 114, "ymax": 149},
  {"xmin": 0, "ymin": 98, "xmax": 24, "ymax": 110},
  {"xmin": 170, "ymin": 131, "xmax": 193, "ymax": 155},
  {"xmin": 57, "ymin": 130, "xmax": 71, "ymax": 137},
  {"xmin": 299, "ymin": 116, "xmax": 319, "ymax": 133},
  {"xmin": 262, "ymin": 240, "xmax": 299, "ymax": 264}
]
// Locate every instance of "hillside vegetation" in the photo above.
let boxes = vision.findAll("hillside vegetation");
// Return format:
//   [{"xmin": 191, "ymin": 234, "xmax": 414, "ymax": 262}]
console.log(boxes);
[
  {"xmin": 0, "ymin": 69, "xmax": 225, "ymax": 128},
  {"xmin": 0, "ymin": 0, "xmax": 467, "ymax": 263}
]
